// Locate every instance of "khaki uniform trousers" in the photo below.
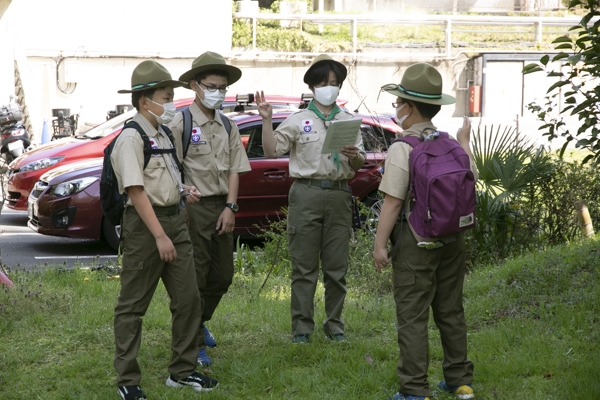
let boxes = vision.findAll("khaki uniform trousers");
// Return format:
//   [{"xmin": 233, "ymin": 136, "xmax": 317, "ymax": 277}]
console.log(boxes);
[
  {"xmin": 114, "ymin": 206, "xmax": 201, "ymax": 386},
  {"xmin": 186, "ymin": 195, "xmax": 234, "ymax": 349},
  {"xmin": 287, "ymin": 180, "xmax": 352, "ymax": 336},
  {"xmin": 391, "ymin": 222, "xmax": 474, "ymax": 397}
]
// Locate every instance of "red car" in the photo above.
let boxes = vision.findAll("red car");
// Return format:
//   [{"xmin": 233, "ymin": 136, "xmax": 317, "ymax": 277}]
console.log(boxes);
[
  {"xmin": 4, "ymin": 95, "xmax": 311, "ymax": 211},
  {"xmin": 27, "ymin": 105, "xmax": 400, "ymax": 250}
]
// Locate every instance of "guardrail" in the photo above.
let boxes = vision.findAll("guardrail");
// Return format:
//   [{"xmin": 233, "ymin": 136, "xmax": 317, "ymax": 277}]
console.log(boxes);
[{"xmin": 233, "ymin": 12, "xmax": 584, "ymax": 59}]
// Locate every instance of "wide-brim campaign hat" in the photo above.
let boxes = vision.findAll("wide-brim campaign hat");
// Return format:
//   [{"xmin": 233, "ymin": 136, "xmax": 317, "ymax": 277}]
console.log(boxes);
[
  {"xmin": 118, "ymin": 60, "xmax": 183, "ymax": 94},
  {"xmin": 381, "ymin": 63, "xmax": 455, "ymax": 105},
  {"xmin": 179, "ymin": 51, "xmax": 242, "ymax": 87},
  {"xmin": 303, "ymin": 54, "xmax": 347, "ymax": 85}
]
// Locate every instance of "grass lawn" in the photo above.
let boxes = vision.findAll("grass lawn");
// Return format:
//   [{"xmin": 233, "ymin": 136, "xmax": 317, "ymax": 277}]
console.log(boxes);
[{"xmin": 1, "ymin": 236, "xmax": 599, "ymax": 399}]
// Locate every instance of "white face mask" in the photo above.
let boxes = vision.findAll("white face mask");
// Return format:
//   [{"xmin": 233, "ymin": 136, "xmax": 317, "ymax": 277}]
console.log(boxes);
[
  {"xmin": 313, "ymin": 86, "xmax": 339, "ymax": 106},
  {"xmin": 195, "ymin": 82, "xmax": 226, "ymax": 110},
  {"xmin": 395, "ymin": 103, "xmax": 410, "ymax": 127},
  {"xmin": 147, "ymin": 99, "xmax": 176, "ymax": 124}
]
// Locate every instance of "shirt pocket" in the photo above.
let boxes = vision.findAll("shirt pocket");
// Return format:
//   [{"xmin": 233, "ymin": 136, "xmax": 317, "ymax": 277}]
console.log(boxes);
[
  {"xmin": 297, "ymin": 133, "xmax": 321, "ymax": 161},
  {"xmin": 190, "ymin": 142, "xmax": 211, "ymax": 155}
]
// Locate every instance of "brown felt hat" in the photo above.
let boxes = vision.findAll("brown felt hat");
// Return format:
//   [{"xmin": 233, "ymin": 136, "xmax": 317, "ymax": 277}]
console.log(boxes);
[
  {"xmin": 303, "ymin": 54, "xmax": 347, "ymax": 85},
  {"xmin": 179, "ymin": 51, "xmax": 242, "ymax": 87},
  {"xmin": 381, "ymin": 63, "xmax": 455, "ymax": 105},
  {"xmin": 118, "ymin": 60, "xmax": 183, "ymax": 94}
]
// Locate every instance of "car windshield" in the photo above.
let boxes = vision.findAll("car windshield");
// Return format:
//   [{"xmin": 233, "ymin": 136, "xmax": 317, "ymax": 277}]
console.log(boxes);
[{"xmin": 78, "ymin": 109, "xmax": 137, "ymax": 139}]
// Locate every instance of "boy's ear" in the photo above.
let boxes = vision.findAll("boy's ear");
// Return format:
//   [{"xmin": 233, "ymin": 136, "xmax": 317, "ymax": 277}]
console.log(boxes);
[{"xmin": 139, "ymin": 96, "xmax": 149, "ymax": 111}]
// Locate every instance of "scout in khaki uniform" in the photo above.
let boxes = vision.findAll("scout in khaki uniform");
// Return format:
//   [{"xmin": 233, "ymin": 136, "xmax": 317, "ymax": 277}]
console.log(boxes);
[
  {"xmin": 372, "ymin": 63, "xmax": 477, "ymax": 400},
  {"xmin": 256, "ymin": 54, "xmax": 366, "ymax": 343},
  {"xmin": 112, "ymin": 60, "xmax": 218, "ymax": 400},
  {"xmin": 169, "ymin": 52, "xmax": 251, "ymax": 366}
]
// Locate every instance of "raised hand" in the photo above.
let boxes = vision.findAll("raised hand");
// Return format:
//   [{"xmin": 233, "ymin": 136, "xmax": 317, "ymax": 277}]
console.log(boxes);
[
  {"xmin": 255, "ymin": 90, "xmax": 273, "ymax": 120},
  {"xmin": 456, "ymin": 115, "xmax": 471, "ymax": 146}
]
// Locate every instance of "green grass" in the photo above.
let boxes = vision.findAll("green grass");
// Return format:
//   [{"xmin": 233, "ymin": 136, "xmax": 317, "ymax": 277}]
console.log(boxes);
[{"xmin": 1, "ymin": 236, "xmax": 599, "ymax": 399}]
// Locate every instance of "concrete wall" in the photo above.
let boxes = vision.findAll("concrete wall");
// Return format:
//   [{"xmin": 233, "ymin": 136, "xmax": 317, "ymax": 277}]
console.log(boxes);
[{"xmin": 19, "ymin": 54, "xmax": 471, "ymax": 138}]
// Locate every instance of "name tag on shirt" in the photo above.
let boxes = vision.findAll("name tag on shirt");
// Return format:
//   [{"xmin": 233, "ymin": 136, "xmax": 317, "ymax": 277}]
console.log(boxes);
[{"xmin": 191, "ymin": 126, "xmax": 206, "ymax": 145}]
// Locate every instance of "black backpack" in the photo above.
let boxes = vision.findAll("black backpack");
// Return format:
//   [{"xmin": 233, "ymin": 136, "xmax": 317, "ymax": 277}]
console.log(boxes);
[
  {"xmin": 100, "ymin": 120, "xmax": 182, "ymax": 226},
  {"xmin": 181, "ymin": 107, "xmax": 231, "ymax": 158}
]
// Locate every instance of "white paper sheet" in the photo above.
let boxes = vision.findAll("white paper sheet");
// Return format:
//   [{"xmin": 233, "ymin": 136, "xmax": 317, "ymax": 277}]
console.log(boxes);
[{"xmin": 320, "ymin": 118, "xmax": 362, "ymax": 154}]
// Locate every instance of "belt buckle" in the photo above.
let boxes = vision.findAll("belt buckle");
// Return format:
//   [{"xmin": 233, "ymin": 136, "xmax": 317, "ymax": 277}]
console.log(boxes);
[
  {"xmin": 417, "ymin": 241, "xmax": 441, "ymax": 250},
  {"xmin": 320, "ymin": 180, "xmax": 333, "ymax": 189}
]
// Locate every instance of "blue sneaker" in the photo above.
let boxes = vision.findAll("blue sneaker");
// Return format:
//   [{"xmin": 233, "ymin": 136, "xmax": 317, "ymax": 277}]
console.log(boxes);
[
  {"xmin": 203, "ymin": 324, "xmax": 217, "ymax": 348},
  {"xmin": 292, "ymin": 334, "xmax": 310, "ymax": 344},
  {"xmin": 389, "ymin": 393, "xmax": 430, "ymax": 400},
  {"xmin": 438, "ymin": 381, "xmax": 474, "ymax": 399},
  {"xmin": 326, "ymin": 333, "xmax": 348, "ymax": 342},
  {"xmin": 197, "ymin": 348, "xmax": 212, "ymax": 366}
]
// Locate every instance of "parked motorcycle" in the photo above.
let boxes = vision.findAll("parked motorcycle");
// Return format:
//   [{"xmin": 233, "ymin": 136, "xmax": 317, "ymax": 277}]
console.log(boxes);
[{"xmin": 1, "ymin": 96, "xmax": 30, "ymax": 170}]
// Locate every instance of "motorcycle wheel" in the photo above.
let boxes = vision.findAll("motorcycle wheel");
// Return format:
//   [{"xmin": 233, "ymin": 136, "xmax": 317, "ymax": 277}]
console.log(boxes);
[{"xmin": 101, "ymin": 218, "xmax": 121, "ymax": 252}]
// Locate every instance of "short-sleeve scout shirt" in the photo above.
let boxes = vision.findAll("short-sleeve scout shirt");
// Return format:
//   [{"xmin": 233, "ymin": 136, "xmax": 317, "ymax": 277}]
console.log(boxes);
[
  {"xmin": 110, "ymin": 113, "xmax": 181, "ymax": 207},
  {"xmin": 169, "ymin": 102, "xmax": 251, "ymax": 197},
  {"xmin": 273, "ymin": 109, "xmax": 366, "ymax": 180},
  {"xmin": 379, "ymin": 121, "xmax": 479, "ymax": 201}
]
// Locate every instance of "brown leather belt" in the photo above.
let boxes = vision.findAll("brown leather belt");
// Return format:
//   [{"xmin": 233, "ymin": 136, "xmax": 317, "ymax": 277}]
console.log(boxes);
[{"xmin": 295, "ymin": 178, "xmax": 350, "ymax": 191}]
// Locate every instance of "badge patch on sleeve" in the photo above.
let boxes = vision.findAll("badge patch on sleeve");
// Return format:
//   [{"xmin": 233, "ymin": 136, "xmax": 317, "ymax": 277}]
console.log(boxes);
[
  {"xmin": 191, "ymin": 127, "xmax": 205, "ymax": 144},
  {"xmin": 302, "ymin": 119, "xmax": 313, "ymax": 133}
]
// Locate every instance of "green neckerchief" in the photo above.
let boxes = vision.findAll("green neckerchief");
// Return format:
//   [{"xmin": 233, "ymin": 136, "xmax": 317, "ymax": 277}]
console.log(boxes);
[{"xmin": 307, "ymin": 100, "xmax": 342, "ymax": 169}]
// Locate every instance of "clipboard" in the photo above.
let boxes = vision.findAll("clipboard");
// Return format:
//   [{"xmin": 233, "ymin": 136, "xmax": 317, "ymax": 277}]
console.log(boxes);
[{"xmin": 320, "ymin": 118, "xmax": 362, "ymax": 154}]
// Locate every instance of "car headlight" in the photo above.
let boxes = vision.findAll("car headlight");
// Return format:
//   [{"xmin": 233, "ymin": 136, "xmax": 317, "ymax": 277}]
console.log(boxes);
[
  {"xmin": 19, "ymin": 156, "xmax": 65, "ymax": 173},
  {"xmin": 50, "ymin": 177, "xmax": 98, "ymax": 197}
]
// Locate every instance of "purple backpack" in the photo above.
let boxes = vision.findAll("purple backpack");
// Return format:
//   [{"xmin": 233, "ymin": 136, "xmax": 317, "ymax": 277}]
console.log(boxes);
[{"xmin": 395, "ymin": 131, "xmax": 476, "ymax": 240}]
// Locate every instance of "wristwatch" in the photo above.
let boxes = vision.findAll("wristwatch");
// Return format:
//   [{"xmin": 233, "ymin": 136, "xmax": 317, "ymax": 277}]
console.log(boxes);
[{"xmin": 225, "ymin": 203, "xmax": 239, "ymax": 213}]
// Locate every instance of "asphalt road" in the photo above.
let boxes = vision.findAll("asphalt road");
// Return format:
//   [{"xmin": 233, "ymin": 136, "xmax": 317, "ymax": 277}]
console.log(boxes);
[{"xmin": 0, "ymin": 206, "xmax": 117, "ymax": 271}]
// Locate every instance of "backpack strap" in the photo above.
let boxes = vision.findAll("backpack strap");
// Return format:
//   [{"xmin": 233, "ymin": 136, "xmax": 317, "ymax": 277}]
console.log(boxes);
[
  {"xmin": 182, "ymin": 107, "xmax": 193, "ymax": 159},
  {"xmin": 160, "ymin": 124, "xmax": 183, "ymax": 173},
  {"xmin": 182, "ymin": 107, "xmax": 231, "ymax": 159},
  {"xmin": 219, "ymin": 111, "xmax": 232, "ymax": 136},
  {"xmin": 122, "ymin": 120, "xmax": 178, "ymax": 169}
]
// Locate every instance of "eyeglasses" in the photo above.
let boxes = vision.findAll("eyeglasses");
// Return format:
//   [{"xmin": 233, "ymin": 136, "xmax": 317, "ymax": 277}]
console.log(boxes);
[{"xmin": 197, "ymin": 81, "xmax": 229, "ymax": 94}]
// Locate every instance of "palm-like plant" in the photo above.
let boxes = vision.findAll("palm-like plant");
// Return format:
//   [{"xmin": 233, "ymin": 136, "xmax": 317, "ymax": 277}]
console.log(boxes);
[{"xmin": 470, "ymin": 125, "xmax": 555, "ymax": 258}]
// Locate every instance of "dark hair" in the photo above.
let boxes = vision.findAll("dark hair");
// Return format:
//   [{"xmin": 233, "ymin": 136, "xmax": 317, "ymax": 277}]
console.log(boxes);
[
  {"xmin": 193, "ymin": 69, "xmax": 229, "ymax": 84},
  {"xmin": 305, "ymin": 62, "xmax": 346, "ymax": 89},
  {"xmin": 405, "ymin": 99, "xmax": 441, "ymax": 119},
  {"xmin": 132, "ymin": 88, "xmax": 157, "ymax": 111}
]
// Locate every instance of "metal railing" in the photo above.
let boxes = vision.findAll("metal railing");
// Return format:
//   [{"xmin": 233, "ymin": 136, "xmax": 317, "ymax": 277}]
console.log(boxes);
[{"xmin": 233, "ymin": 12, "xmax": 584, "ymax": 59}]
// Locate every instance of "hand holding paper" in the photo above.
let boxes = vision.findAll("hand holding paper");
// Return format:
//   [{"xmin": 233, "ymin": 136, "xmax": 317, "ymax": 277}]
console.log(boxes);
[{"xmin": 320, "ymin": 118, "xmax": 362, "ymax": 154}]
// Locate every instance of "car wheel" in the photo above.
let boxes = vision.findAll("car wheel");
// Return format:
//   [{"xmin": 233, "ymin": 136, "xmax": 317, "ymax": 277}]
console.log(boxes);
[{"xmin": 102, "ymin": 218, "xmax": 121, "ymax": 251}]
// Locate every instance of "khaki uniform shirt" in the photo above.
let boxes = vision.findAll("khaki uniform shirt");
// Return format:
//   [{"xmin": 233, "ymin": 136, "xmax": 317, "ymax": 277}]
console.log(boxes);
[
  {"xmin": 379, "ymin": 121, "xmax": 479, "ymax": 201},
  {"xmin": 273, "ymin": 108, "xmax": 366, "ymax": 180},
  {"xmin": 169, "ymin": 102, "xmax": 251, "ymax": 197},
  {"xmin": 111, "ymin": 113, "xmax": 181, "ymax": 207}
]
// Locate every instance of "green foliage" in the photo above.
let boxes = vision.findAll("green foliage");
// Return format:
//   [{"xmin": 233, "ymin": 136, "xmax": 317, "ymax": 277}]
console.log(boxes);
[
  {"xmin": 257, "ymin": 26, "xmax": 314, "ymax": 52},
  {"xmin": 524, "ymin": 0, "xmax": 600, "ymax": 163},
  {"xmin": 517, "ymin": 159, "xmax": 600, "ymax": 246},
  {"xmin": 2, "ymin": 236, "xmax": 600, "ymax": 398},
  {"xmin": 468, "ymin": 124, "xmax": 555, "ymax": 264},
  {"xmin": 232, "ymin": 18, "xmax": 253, "ymax": 48}
]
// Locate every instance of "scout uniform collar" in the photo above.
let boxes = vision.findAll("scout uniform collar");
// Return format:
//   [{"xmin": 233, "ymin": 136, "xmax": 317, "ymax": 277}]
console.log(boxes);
[
  {"xmin": 190, "ymin": 101, "xmax": 225, "ymax": 127},
  {"xmin": 307, "ymin": 100, "xmax": 341, "ymax": 122}
]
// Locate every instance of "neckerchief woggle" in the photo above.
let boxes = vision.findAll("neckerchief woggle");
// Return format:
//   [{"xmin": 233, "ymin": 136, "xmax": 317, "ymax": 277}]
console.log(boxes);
[{"xmin": 307, "ymin": 100, "xmax": 342, "ymax": 169}]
